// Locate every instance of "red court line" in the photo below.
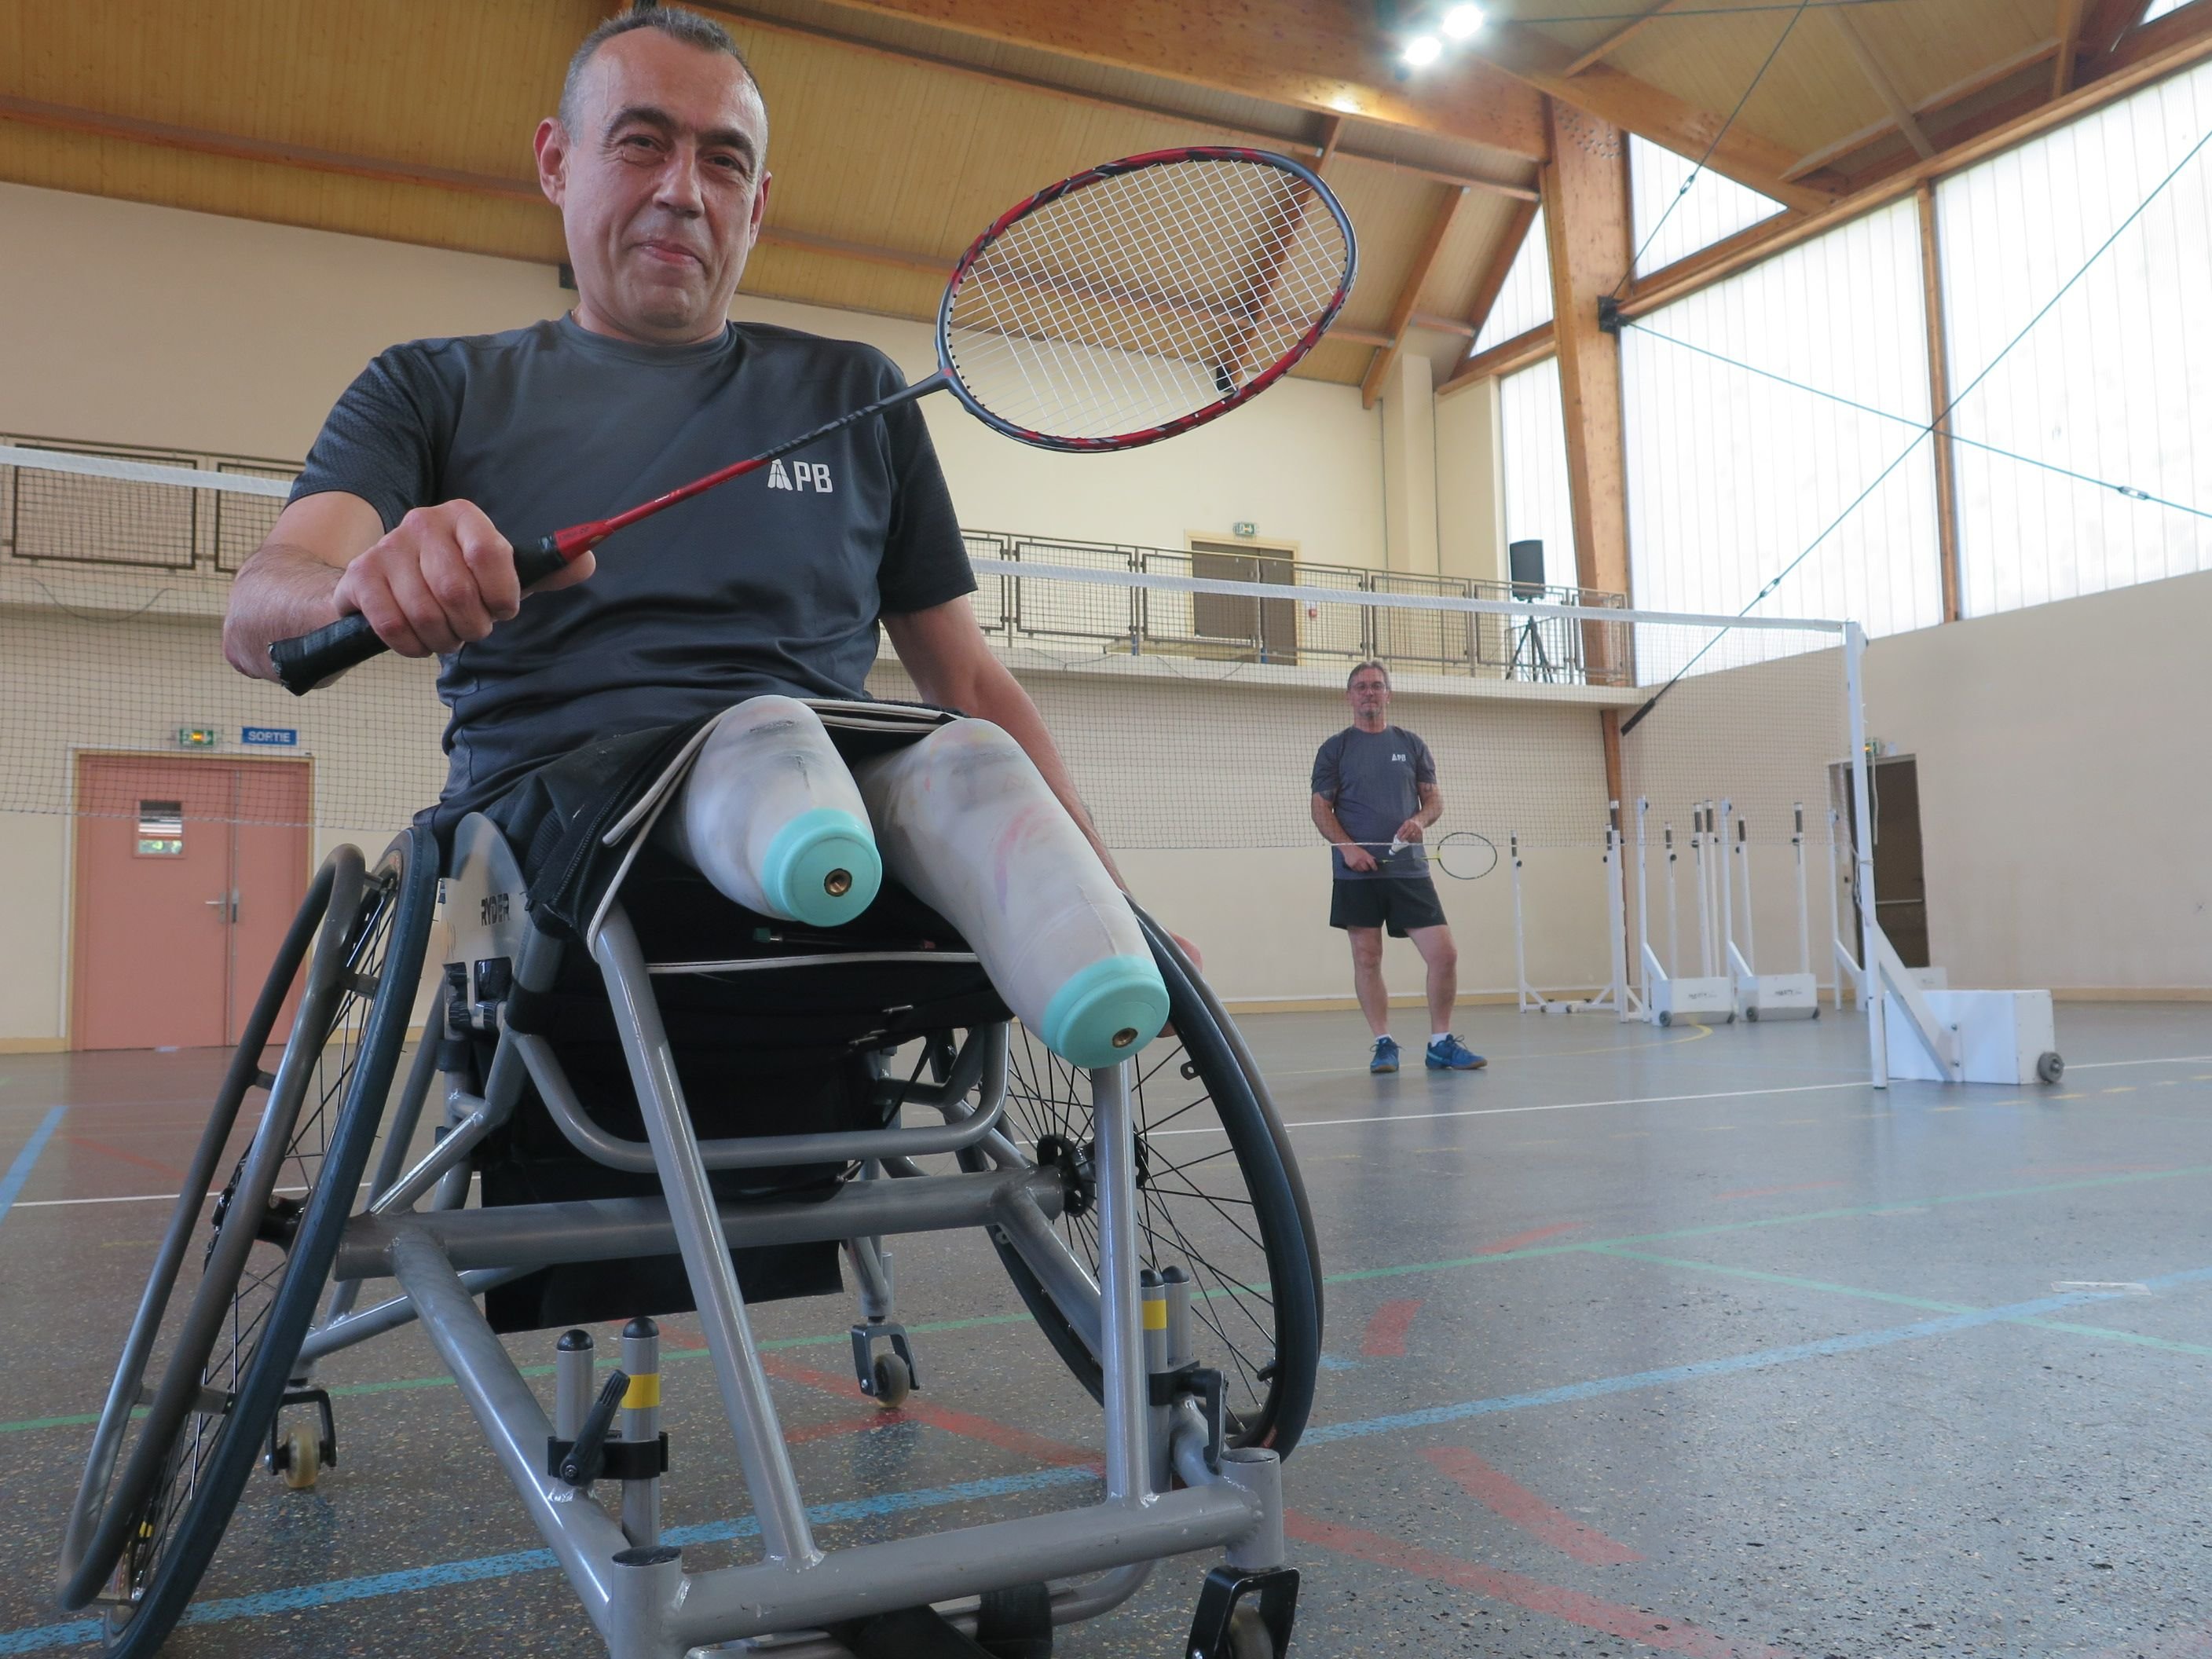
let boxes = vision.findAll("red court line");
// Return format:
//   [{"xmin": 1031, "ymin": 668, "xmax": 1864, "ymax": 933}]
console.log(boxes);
[
  {"xmin": 57, "ymin": 1133, "xmax": 188, "ymax": 1183},
  {"xmin": 1712, "ymin": 1181, "xmax": 1844, "ymax": 1202},
  {"xmin": 1361, "ymin": 1298, "xmax": 1423, "ymax": 1358},
  {"xmin": 767, "ymin": 1354, "xmax": 1792, "ymax": 1656},
  {"xmin": 1478, "ymin": 1221, "xmax": 1584, "ymax": 1254},
  {"xmin": 1424, "ymin": 1446, "xmax": 1643, "ymax": 1566},
  {"xmin": 1284, "ymin": 1511, "xmax": 1795, "ymax": 1659},
  {"xmin": 761, "ymin": 1357, "xmax": 1101, "ymax": 1470}
]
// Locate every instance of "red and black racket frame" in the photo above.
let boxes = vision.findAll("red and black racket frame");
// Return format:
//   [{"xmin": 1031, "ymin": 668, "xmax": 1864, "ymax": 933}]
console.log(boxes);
[{"xmin": 269, "ymin": 146, "xmax": 1356, "ymax": 696}]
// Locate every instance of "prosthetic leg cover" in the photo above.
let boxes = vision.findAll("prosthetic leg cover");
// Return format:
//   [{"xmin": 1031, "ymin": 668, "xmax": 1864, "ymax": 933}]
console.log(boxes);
[
  {"xmin": 854, "ymin": 720, "xmax": 1167, "ymax": 1067},
  {"xmin": 661, "ymin": 696, "xmax": 882, "ymax": 928}
]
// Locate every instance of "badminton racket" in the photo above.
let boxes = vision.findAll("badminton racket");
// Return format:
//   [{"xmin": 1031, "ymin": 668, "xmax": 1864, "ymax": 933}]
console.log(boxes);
[
  {"xmin": 1348, "ymin": 832, "xmax": 1497, "ymax": 881},
  {"xmin": 271, "ymin": 147, "xmax": 1357, "ymax": 694}
]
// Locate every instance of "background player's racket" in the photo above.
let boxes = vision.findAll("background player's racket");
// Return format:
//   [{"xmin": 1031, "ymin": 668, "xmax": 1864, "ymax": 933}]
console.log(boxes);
[
  {"xmin": 270, "ymin": 147, "xmax": 1357, "ymax": 694},
  {"xmin": 1355, "ymin": 832, "xmax": 1497, "ymax": 881}
]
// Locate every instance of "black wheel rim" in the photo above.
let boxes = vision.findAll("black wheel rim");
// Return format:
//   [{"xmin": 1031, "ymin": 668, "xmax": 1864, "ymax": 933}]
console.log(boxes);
[
  {"xmin": 994, "ymin": 922, "xmax": 1320, "ymax": 1454},
  {"xmin": 111, "ymin": 862, "xmax": 402, "ymax": 1607}
]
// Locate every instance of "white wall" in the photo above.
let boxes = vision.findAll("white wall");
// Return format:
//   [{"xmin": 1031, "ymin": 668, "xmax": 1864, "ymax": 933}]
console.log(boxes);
[{"xmin": 0, "ymin": 181, "xmax": 1385, "ymax": 567}]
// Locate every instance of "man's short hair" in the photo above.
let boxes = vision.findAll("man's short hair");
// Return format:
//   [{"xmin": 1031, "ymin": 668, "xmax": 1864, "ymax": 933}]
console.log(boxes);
[
  {"xmin": 560, "ymin": 6, "xmax": 764, "ymax": 134},
  {"xmin": 1346, "ymin": 661, "xmax": 1391, "ymax": 689}
]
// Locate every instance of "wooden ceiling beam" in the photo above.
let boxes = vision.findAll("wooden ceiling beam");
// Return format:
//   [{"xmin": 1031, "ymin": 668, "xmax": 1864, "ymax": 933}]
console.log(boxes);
[
  {"xmin": 1829, "ymin": 8, "xmax": 1936, "ymax": 160},
  {"xmin": 700, "ymin": 2, "xmax": 1539, "ymax": 200},
  {"xmin": 1562, "ymin": 0, "xmax": 1694, "ymax": 78},
  {"xmin": 1437, "ymin": 322, "xmax": 1555, "ymax": 395},
  {"xmin": 1360, "ymin": 185, "xmax": 1469, "ymax": 408},
  {"xmin": 1782, "ymin": 38, "xmax": 2059, "ymax": 181},
  {"xmin": 2053, "ymin": 0, "xmax": 2091, "ymax": 94},
  {"xmin": 1467, "ymin": 22, "xmax": 1835, "ymax": 214},
  {"xmin": 2081, "ymin": 0, "xmax": 2155, "ymax": 60},
  {"xmin": 1623, "ymin": 9, "xmax": 2212, "ymax": 319},
  {"xmin": 796, "ymin": 0, "xmax": 1546, "ymax": 159}
]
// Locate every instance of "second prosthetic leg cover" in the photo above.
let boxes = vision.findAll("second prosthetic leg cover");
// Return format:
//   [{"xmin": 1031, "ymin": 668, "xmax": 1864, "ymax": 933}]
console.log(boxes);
[
  {"xmin": 854, "ymin": 720, "xmax": 1169, "ymax": 1067},
  {"xmin": 661, "ymin": 696, "xmax": 882, "ymax": 928}
]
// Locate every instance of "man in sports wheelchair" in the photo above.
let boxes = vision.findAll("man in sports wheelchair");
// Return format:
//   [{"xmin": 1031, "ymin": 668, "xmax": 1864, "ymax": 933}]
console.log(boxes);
[{"xmin": 59, "ymin": 9, "xmax": 1320, "ymax": 1657}]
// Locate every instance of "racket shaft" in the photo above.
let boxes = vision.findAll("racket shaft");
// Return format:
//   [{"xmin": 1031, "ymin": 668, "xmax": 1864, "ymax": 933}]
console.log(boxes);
[{"xmin": 266, "ymin": 372, "xmax": 948, "ymax": 695}]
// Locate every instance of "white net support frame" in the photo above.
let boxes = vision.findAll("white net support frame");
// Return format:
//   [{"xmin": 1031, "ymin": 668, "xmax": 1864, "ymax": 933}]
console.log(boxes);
[{"xmin": 0, "ymin": 443, "xmax": 1884, "ymax": 1082}]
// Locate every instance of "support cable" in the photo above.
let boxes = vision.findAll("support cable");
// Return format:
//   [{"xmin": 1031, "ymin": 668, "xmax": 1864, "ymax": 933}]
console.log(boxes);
[
  {"xmin": 1612, "ymin": 0, "xmax": 1813, "ymax": 298},
  {"xmin": 1621, "ymin": 117, "xmax": 2212, "ymax": 734},
  {"xmin": 1626, "ymin": 320, "xmax": 2212, "ymax": 522}
]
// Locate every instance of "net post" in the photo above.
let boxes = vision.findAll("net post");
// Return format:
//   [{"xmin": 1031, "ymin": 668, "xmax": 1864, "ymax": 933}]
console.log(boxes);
[
  {"xmin": 1793, "ymin": 803, "xmax": 1811, "ymax": 980},
  {"xmin": 1843, "ymin": 622, "xmax": 1886, "ymax": 1089},
  {"xmin": 1606, "ymin": 802, "xmax": 1632, "ymax": 1023}
]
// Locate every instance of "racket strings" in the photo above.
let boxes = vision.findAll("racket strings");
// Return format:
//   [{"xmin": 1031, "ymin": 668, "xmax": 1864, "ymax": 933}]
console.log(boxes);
[{"xmin": 946, "ymin": 156, "xmax": 1350, "ymax": 444}]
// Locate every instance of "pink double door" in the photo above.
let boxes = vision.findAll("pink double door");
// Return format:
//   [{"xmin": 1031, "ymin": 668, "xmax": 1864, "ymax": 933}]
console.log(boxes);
[{"xmin": 72, "ymin": 755, "xmax": 312, "ymax": 1052}]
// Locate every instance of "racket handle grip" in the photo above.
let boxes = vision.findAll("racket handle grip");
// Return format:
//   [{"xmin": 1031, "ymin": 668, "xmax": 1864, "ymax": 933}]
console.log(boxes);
[
  {"xmin": 267, "ymin": 534, "xmax": 566, "ymax": 696},
  {"xmin": 269, "ymin": 613, "xmax": 386, "ymax": 696}
]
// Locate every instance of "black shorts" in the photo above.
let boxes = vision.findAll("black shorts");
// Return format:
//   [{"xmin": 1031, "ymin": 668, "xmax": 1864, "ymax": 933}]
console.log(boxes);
[{"xmin": 1330, "ymin": 875, "xmax": 1448, "ymax": 937}]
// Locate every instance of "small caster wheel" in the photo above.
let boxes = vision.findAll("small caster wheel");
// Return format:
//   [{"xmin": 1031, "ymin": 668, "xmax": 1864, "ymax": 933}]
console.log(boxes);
[
  {"xmin": 1745, "ymin": 1005, "xmax": 1760, "ymax": 1022},
  {"xmin": 2037, "ymin": 1050, "xmax": 2064, "ymax": 1084},
  {"xmin": 276, "ymin": 1420, "xmax": 320, "ymax": 1490},
  {"xmin": 1657, "ymin": 1011, "xmax": 1672, "ymax": 1027},
  {"xmin": 1225, "ymin": 1605, "xmax": 1276, "ymax": 1659},
  {"xmin": 870, "ymin": 1351, "xmax": 913, "ymax": 1408}
]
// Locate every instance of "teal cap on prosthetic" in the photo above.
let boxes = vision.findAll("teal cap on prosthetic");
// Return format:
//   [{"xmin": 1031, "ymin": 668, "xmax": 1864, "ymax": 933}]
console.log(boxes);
[
  {"xmin": 1041, "ymin": 953, "xmax": 1171, "ymax": 1068},
  {"xmin": 757, "ymin": 808, "xmax": 881, "ymax": 927}
]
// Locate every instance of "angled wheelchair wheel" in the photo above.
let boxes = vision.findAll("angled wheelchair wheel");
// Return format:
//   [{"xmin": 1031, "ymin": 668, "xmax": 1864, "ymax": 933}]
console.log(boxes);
[
  {"xmin": 56, "ymin": 828, "xmax": 438, "ymax": 1654},
  {"xmin": 980, "ymin": 907, "xmax": 1324, "ymax": 1456}
]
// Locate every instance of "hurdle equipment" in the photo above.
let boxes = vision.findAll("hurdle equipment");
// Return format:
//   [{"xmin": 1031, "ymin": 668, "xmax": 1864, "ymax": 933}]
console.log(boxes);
[{"xmin": 1724, "ymin": 805, "xmax": 1818, "ymax": 1022}]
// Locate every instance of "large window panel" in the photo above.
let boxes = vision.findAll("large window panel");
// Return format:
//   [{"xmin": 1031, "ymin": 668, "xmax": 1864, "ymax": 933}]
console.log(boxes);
[
  {"xmin": 1471, "ymin": 209, "xmax": 1552, "ymax": 355},
  {"xmin": 1938, "ymin": 59, "xmax": 2212, "ymax": 616},
  {"xmin": 1630, "ymin": 135, "xmax": 1786, "ymax": 276},
  {"xmin": 1499, "ymin": 357, "xmax": 1574, "ymax": 588},
  {"xmin": 1621, "ymin": 196, "xmax": 1943, "ymax": 654}
]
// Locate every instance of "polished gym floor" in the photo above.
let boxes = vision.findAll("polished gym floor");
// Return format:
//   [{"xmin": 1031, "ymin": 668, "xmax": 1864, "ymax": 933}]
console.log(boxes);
[{"xmin": 2, "ymin": 1002, "xmax": 2207, "ymax": 1657}]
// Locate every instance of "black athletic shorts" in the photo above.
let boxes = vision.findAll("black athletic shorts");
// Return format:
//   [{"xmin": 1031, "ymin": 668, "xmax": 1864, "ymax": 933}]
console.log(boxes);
[{"xmin": 1330, "ymin": 875, "xmax": 1448, "ymax": 937}]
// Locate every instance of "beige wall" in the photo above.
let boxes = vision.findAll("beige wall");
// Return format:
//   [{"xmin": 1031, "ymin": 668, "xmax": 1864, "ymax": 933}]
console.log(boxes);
[
  {"xmin": 1435, "ymin": 374, "xmax": 1507, "ymax": 588},
  {"xmin": 0, "ymin": 181, "xmax": 1386, "ymax": 566},
  {"xmin": 1864, "ymin": 570, "xmax": 2212, "ymax": 994}
]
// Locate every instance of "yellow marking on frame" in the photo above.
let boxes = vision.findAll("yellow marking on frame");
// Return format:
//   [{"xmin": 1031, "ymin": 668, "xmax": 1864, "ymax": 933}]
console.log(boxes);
[
  {"xmin": 1142, "ymin": 1298, "xmax": 1169, "ymax": 1331},
  {"xmin": 622, "ymin": 1373, "xmax": 661, "ymax": 1410}
]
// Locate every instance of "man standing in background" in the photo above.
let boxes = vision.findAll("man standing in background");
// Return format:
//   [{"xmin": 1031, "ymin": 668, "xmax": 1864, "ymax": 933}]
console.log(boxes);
[{"xmin": 1310, "ymin": 662, "xmax": 1484, "ymax": 1075}]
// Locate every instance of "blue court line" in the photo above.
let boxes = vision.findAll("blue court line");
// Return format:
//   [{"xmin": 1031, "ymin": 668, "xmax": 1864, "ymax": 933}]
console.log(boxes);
[
  {"xmin": 7, "ymin": 1264, "xmax": 2209, "ymax": 1650},
  {"xmin": 1299, "ymin": 1261, "xmax": 2212, "ymax": 1448},
  {"xmin": 0, "ymin": 1107, "xmax": 63, "ymax": 1231},
  {"xmin": 0, "ymin": 1467, "xmax": 1097, "ymax": 1654}
]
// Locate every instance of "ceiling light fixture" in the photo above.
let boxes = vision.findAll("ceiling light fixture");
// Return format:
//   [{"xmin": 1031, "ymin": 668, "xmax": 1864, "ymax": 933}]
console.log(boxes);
[
  {"xmin": 1401, "ymin": 33, "xmax": 1443, "ymax": 66},
  {"xmin": 1441, "ymin": 5, "xmax": 1485, "ymax": 38}
]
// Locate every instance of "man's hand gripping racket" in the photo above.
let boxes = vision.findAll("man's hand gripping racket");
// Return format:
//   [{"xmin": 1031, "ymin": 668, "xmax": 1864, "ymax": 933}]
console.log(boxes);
[{"xmin": 269, "ymin": 147, "xmax": 1357, "ymax": 694}]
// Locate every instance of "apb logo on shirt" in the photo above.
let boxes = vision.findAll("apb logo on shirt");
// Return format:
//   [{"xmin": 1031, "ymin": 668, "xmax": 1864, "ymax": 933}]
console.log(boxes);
[{"xmin": 767, "ymin": 460, "xmax": 834, "ymax": 493}]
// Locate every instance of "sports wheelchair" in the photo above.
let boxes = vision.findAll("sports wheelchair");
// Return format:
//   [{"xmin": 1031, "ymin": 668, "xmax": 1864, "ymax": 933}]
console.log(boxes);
[{"xmin": 57, "ymin": 703, "xmax": 1323, "ymax": 1658}]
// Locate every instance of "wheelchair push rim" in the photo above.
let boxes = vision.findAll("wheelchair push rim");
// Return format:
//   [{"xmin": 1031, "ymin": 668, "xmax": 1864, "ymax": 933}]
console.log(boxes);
[
  {"xmin": 57, "ymin": 830, "xmax": 436, "ymax": 1632},
  {"xmin": 984, "ymin": 906, "xmax": 1324, "ymax": 1456}
]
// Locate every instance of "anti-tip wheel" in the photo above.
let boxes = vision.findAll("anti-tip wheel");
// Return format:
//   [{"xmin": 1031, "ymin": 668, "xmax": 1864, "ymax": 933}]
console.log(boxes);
[
  {"xmin": 870, "ymin": 1352, "xmax": 913, "ymax": 1408},
  {"xmin": 276, "ymin": 1422, "xmax": 320, "ymax": 1492},
  {"xmin": 1745, "ymin": 1005, "xmax": 1760, "ymax": 1022},
  {"xmin": 2037, "ymin": 1050, "xmax": 2065, "ymax": 1084},
  {"xmin": 1657, "ymin": 1011, "xmax": 1672, "ymax": 1027}
]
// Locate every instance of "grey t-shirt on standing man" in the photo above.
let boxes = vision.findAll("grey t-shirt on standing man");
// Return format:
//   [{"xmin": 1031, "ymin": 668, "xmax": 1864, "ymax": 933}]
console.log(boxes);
[{"xmin": 1311, "ymin": 724, "xmax": 1436, "ymax": 881}]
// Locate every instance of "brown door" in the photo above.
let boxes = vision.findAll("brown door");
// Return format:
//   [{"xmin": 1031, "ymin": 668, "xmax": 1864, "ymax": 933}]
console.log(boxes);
[
  {"xmin": 1190, "ymin": 544, "xmax": 1299, "ymax": 665},
  {"xmin": 1829, "ymin": 755, "xmax": 1930, "ymax": 969},
  {"xmin": 73, "ymin": 755, "xmax": 311, "ymax": 1050}
]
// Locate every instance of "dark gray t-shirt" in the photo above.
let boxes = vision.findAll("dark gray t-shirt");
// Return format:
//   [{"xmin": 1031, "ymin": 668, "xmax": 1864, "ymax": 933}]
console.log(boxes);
[
  {"xmin": 1311, "ymin": 724, "xmax": 1437, "ymax": 881},
  {"xmin": 291, "ymin": 315, "xmax": 975, "ymax": 819}
]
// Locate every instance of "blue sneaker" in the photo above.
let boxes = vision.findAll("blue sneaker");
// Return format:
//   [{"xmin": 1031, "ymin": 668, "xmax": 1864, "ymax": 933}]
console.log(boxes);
[
  {"xmin": 1368, "ymin": 1036, "xmax": 1400, "ymax": 1075},
  {"xmin": 1426, "ymin": 1034, "xmax": 1487, "ymax": 1071}
]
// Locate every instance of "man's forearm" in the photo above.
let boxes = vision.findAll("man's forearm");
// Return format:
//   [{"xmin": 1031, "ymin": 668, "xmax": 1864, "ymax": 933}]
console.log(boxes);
[
  {"xmin": 223, "ymin": 543, "xmax": 346, "ymax": 681},
  {"xmin": 1311, "ymin": 799, "xmax": 1357, "ymax": 847}
]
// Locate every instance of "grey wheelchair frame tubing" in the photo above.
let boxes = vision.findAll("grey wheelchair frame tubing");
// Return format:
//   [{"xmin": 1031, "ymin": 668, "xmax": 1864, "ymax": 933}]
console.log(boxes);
[{"xmin": 295, "ymin": 898, "xmax": 1284, "ymax": 1655}]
